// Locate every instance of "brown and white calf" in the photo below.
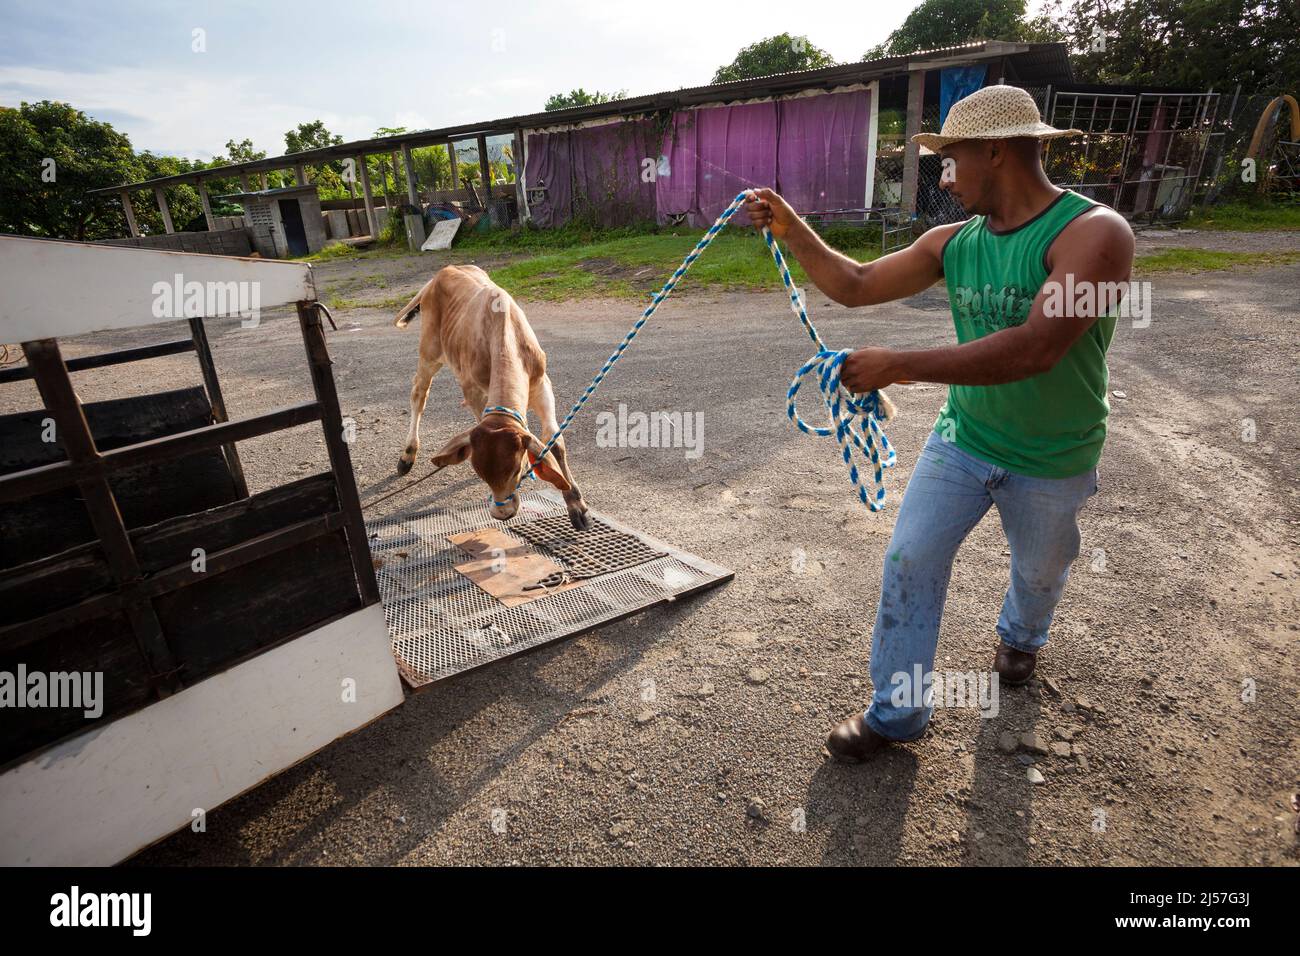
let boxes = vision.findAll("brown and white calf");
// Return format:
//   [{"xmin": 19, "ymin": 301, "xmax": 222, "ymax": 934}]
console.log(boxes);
[{"xmin": 393, "ymin": 264, "xmax": 592, "ymax": 531}]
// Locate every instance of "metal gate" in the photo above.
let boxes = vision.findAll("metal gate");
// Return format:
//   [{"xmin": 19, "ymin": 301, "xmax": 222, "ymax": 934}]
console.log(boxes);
[{"xmin": 1045, "ymin": 89, "xmax": 1221, "ymax": 221}]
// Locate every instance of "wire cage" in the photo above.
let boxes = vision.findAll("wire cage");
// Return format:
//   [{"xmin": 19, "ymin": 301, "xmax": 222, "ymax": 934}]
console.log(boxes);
[
  {"xmin": 882, "ymin": 84, "xmax": 1225, "ymax": 237},
  {"xmin": 1043, "ymin": 89, "xmax": 1221, "ymax": 222}
]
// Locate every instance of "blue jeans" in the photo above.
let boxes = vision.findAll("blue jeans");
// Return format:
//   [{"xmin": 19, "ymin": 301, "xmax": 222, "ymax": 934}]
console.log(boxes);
[{"xmin": 864, "ymin": 432, "xmax": 1098, "ymax": 741}]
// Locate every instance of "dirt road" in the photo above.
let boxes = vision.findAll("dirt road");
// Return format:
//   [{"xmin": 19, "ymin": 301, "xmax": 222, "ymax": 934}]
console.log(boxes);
[{"xmin": 9, "ymin": 231, "xmax": 1296, "ymax": 865}]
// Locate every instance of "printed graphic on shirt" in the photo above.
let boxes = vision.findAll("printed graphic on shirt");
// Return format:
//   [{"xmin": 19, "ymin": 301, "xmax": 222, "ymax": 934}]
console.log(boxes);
[{"xmin": 951, "ymin": 283, "xmax": 1034, "ymax": 334}]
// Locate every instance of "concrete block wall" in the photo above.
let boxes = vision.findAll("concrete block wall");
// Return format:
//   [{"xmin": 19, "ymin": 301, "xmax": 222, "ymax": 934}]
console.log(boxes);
[
  {"xmin": 99, "ymin": 230, "xmax": 254, "ymax": 257},
  {"xmin": 317, "ymin": 200, "xmax": 463, "ymax": 243},
  {"xmin": 318, "ymin": 206, "xmax": 384, "ymax": 241},
  {"xmin": 324, "ymin": 210, "xmax": 349, "ymax": 240},
  {"xmin": 297, "ymin": 194, "xmax": 327, "ymax": 254}
]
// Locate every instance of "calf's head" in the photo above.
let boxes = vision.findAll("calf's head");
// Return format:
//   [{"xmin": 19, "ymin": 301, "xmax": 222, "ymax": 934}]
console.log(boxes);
[{"xmin": 429, "ymin": 418, "xmax": 570, "ymax": 521}]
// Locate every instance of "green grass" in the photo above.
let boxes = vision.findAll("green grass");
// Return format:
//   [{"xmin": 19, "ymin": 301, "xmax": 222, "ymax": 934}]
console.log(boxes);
[
  {"xmin": 314, "ymin": 215, "xmax": 1300, "ymax": 305},
  {"xmin": 482, "ymin": 226, "xmax": 883, "ymax": 301},
  {"xmin": 455, "ymin": 219, "xmax": 663, "ymax": 252},
  {"xmin": 1186, "ymin": 200, "xmax": 1300, "ymax": 231},
  {"xmin": 1134, "ymin": 248, "xmax": 1300, "ymax": 273},
  {"xmin": 302, "ymin": 217, "xmax": 886, "ymax": 301},
  {"xmin": 294, "ymin": 242, "xmax": 412, "ymax": 263},
  {"xmin": 296, "ymin": 241, "xmax": 360, "ymax": 262},
  {"xmin": 323, "ymin": 292, "xmax": 411, "ymax": 312}
]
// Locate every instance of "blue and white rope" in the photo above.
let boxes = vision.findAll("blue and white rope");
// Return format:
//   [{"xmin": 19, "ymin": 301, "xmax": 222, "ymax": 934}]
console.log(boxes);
[
  {"xmin": 515, "ymin": 190, "xmax": 895, "ymax": 510},
  {"xmin": 761, "ymin": 223, "xmax": 896, "ymax": 511},
  {"xmin": 482, "ymin": 405, "xmax": 527, "ymax": 429}
]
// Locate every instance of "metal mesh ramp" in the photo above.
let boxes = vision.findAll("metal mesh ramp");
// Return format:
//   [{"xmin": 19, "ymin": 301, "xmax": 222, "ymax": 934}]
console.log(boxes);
[
  {"xmin": 366, "ymin": 489, "xmax": 733, "ymax": 687},
  {"xmin": 510, "ymin": 514, "xmax": 667, "ymax": 581}
]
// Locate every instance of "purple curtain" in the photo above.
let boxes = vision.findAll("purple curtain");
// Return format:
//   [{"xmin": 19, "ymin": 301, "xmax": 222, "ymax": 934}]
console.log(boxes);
[
  {"xmin": 655, "ymin": 110, "xmax": 699, "ymax": 223},
  {"xmin": 775, "ymin": 90, "xmax": 872, "ymax": 219},
  {"xmin": 525, "ymin": 120, "xmax": 657, "ymax": 227},
  {"xmin": 525, "ymin": 87, "xmax": 873, "ymax": 229},
  {"xmin": 569, "ymin": 118, "xmax": 658, "ymax": 226},
  {"xmin": 691, "ymin": 100, "xmax": 779, "ymax": 225},
  {"xmin": 524, "ymin": 129, "xmax": 572, "ymax": 229}
]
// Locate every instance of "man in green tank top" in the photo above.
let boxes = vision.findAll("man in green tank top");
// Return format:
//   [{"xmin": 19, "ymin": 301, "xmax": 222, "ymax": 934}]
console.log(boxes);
[{"xmin": 743, "ymin": 85, "xmax": 1135, "ymax": 762}]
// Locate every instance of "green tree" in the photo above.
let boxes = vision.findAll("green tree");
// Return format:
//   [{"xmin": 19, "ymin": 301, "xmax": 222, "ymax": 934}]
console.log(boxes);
[
  {"xmin": 864, "ymin": 0, "xmax": 1033, "ymax": 59},
  {"xmin": 0, "ymin": 100, "xmax": 138, "ymax": 240},
  {"xmin": 284, "ymin": 119, "xmax": 342, "ymax": 154},
  {"xmin": 1035, "ymin": 0, "xmax": 1300, "ymax": 94},
  {"xmin": 132, "ymin": 152, "xmax": 207, "ymax": 234},
  {"xmin": 368, "ymin": 126, "xmax": 409, "ymax": 203},
  {"xmin": 203, "ymin": 137, "xmax": 276, "ymax": 196},
  {"xmin": 224, "ymin": 137, "xmax": 264, "ymax": 164},
  {"xmin": 456, "ymin": 144, "xmax": 480, "ymax": 185},
  {"xmin": 412, "ymin": 144, "xmax": 452, "ymax": 192},
  {"xmin": 544, "ymin": 88, "xmax": 626, "ymax": 111},
  {"xmin": 286, "ymin": 120, "xmax": 345, "ymax": 195},
  {"xmin": 713, "ymin": 33, "xmax": 835, "ymax": 83}
]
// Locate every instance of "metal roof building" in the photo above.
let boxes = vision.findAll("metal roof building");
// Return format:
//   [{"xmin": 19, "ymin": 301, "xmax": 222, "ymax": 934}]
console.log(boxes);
[{"xmin": 90, "ymin": 41, "xmax": 1076, "ymax": 247}]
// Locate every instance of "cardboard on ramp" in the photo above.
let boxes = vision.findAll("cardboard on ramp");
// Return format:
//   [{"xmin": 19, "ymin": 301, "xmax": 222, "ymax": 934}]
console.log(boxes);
[{"xmin": 448, "ymin": 527, "xmax": 582, "ymax": 606}]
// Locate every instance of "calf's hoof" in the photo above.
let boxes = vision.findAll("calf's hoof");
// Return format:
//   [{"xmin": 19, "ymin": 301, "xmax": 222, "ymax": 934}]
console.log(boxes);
[
  {"xmin": 568, "ymin": 507, "xmax": 593, "ymax": 532},
  {"xmin": 396, "ymin": 456, "xmax": 414, "ymax": 476}
]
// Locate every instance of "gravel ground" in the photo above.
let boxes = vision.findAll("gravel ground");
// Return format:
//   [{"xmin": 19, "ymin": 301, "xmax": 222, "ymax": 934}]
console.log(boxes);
[
  {"xmin": 1134, "ymin": 226, "xmax": 1300, "ymax": 253},
  {"xmin": 7, "ymin": 230, "xmax": 1296, "ymax": 866}
]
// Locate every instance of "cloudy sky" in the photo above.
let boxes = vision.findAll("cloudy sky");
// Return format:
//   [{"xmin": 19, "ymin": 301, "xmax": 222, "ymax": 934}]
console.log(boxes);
[{"xmin": 0, "ymin": 0, "xmax": 927, "ymax": 161}]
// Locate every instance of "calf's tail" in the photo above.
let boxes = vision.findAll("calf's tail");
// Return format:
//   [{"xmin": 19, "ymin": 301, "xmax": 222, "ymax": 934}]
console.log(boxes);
[{"xmin": 393, "ymin": 286, "xmax": 425, "ymax": 329}]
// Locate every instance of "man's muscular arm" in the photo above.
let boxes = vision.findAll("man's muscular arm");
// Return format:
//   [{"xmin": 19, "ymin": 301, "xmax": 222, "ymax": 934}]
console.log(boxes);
[
  {"xmin": 743, "ymin": 188, "xmax": 959, "ymax": 306},
  {"xmin": 839, "ymin": 207, "xmax": 1135, "ymax": 393}
]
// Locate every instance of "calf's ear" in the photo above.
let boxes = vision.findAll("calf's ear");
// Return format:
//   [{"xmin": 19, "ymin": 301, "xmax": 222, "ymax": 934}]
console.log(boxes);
[
  {"xmin": 429, "ymin": 428, "xmax": 474, "ymax": 467},
  {"xmin": 525, "ymin": 438, "xmax": 571, "ymax": 491}
]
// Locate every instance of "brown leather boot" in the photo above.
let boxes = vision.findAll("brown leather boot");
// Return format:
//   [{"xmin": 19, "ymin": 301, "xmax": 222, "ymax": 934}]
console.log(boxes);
[
  {"xmin": 994, "ymin": 642, "xmax": 1037, "ymax": 686},
  {"xmin": 823, "ymin": 714, "xmax": 890, "ymax": 763}
]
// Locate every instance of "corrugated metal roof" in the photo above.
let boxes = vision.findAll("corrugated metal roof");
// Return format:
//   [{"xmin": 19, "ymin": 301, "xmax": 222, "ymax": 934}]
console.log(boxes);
[
  {"xmin": 1002, "ymin": 43, "xmax": 1074, "ymax": 86},
  {"xmin": 212, "ymin": 185, "xmax": 318, "ymax": 200}
]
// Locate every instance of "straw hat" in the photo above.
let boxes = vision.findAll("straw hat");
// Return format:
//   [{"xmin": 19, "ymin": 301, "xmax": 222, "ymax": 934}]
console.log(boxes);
[{"xmin": 912, "ymin": 85, "xmax": 1082, "ymax": 152}]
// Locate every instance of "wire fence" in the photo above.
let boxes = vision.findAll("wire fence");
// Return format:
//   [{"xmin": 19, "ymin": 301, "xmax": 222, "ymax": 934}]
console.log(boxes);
[
  {"xmin": 804, "ymin": 83, "xmax": 1289, "ymax": 255},
  {"xmin": 1198, "ymin": 91, "xmax": 1300, "ymax": 203},
  {"xmin": 866, "ymin": 82, "xmax": 1296, "ymax": 253}
]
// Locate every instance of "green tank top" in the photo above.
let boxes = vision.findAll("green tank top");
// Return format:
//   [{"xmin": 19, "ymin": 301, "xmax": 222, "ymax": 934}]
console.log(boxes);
[{"xmin": 936, "ymin": 189, "xmax": 1116, "ymax": 478}]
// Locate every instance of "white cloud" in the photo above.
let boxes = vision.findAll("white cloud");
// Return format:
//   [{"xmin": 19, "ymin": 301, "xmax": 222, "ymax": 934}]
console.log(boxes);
[
  {"xmin": 0, "ymin": 64, "xmax": 381, "ymax": 159},
  {"xmin": 0, "ymin": 0, "xmax": 910, "ymax": 158}
]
